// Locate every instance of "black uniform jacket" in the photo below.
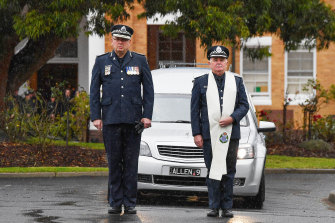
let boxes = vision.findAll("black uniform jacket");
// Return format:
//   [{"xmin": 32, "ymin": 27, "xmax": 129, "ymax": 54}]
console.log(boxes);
[
  {"xmin": 191, "ymin": 73, "xmax": 249, "ymax": 140},
  {"xmin": 90, "ymin": 51, "xmax": 154, "ymax": 125}
]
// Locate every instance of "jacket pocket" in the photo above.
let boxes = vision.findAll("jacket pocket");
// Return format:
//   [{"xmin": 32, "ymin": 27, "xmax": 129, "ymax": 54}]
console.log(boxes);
[{"xmin": 101, "ymin": 97, "xmax": 112, "ymax": 106}]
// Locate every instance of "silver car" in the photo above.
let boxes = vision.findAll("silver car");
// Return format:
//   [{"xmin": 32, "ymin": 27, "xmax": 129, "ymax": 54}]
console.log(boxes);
[{"xmin": 137, "ymin": 68, "xmax": 275, "ymax": 209}]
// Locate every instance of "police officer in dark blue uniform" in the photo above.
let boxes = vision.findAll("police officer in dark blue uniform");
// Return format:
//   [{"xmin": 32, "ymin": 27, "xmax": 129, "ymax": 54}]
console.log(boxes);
[
  {"xmin": 90, "ymin": 24, "xmax": 154, "ymax": 215},
  {"xmin": 191, "ymin": 46, "xmax": 249, "ymax": 218}
]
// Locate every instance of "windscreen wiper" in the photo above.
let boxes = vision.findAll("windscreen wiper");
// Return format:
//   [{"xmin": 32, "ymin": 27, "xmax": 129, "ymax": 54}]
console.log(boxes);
[
  {"xmin": 174, "ymin": 120, "xmax": 191, "ymax": 123},
  {"xmin": 156, "ymin": 120, "xmax": 191, "ymax": 123}
]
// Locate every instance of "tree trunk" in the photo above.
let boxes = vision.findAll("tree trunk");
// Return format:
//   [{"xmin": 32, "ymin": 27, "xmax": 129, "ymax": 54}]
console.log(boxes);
[
  {"xmin": 6, "ymin": 34, "xmax": 63, "ymax": 93},
  {"xmin": 283, "ymin": 104, "xmax": 287, "ymax": 143},
  {"xmin": 303, "ymin": 110, "xmax": 307, "ymax": 140},
  {"xmin": 0, "ymin": 35, "xmax": 19, "ymax": 109}
]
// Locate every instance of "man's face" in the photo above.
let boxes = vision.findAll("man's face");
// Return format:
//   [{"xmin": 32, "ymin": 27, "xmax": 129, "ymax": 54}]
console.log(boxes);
[
  {"xmin": 112, "ymin": 37, "xmax": 131, "ymax": 55},
  {"xmin": 208, "ymin": 57, "xmax": 228, "ymax": 75},
  {"xmin": 65, "ymin": 90, "xmax": 71, "ymax": 98}
]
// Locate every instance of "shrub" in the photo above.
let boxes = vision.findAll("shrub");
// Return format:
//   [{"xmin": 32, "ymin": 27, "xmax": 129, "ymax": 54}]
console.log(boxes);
[
  {"xmin": 299, "ymin": 139, "xmax": 333, "ymax": 151},
  {"xmin": 0, "ymin": 96, "xmax": 28, "ymax": 142},
  {"xmin": 311, "ymin": 115, "xmax": 335, "ymax": 143},
  {"xmin": 264, "ymin": 129, "xmax": 305, "ymax": 146},
  {"xmin": 1, "ymin": 86, "xmax": 90, "ymax": 145},
  {"xmin": 71, "ymin": 90, "xmax": 90, "ymax": 142}
]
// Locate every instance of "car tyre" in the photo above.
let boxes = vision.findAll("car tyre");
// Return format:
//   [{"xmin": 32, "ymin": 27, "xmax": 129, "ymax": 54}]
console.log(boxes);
[{"xmin": 247, "ymin": 171, "xmax": 265, "ymax": 209}]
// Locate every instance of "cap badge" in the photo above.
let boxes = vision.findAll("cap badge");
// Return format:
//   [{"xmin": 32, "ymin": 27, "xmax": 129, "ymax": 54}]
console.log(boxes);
[
  {"xmin": 121, "ymin": 26, "xmax": 126, "ymax": 31},
  {"xmin": 216, "ymin": 46, "xmax": 222, "ymax": 53}
]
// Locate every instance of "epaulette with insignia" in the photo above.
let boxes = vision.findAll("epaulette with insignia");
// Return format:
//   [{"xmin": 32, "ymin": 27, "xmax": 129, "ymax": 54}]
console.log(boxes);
[
  {"xmin": 192, "ymin": 74, "xmax": 207, "ymax": 83},
  {"xmin": 132, "ymin": 51, "xmax": 146, "ymax": 57},
  {"xmin": 228, "ymin": 71, "xmax": 243, "ymax": 78},
  {"xmin": 97, "ymin": 52, "xmax": 109, "ymax": 57}
]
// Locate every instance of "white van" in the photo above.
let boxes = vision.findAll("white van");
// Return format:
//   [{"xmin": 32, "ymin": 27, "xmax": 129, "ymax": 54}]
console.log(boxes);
[{"xmin": 137, "ymin": 67, "xmax": 275, "ymax": 209}]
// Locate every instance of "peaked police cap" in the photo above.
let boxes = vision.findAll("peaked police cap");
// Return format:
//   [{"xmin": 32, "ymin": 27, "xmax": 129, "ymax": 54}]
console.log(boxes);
[
  {"xmin": 207, "ymin": 45, "xmax": 229, "ymax": 60},
  {"xmin": 111, "ymin": 24, "xmax": 134, "ymax": 40}
]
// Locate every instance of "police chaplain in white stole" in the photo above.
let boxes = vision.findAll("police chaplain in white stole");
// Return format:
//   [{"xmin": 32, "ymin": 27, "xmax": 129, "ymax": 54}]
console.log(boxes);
[{"xmin": 191, "ymin": 45, "xmax": 248, "ymax": 218}]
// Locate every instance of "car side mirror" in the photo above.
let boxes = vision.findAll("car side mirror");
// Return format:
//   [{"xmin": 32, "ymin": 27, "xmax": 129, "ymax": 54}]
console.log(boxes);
[{"xmin": 257, "ymin": 121, "xmax": 276, "ymax": 132}]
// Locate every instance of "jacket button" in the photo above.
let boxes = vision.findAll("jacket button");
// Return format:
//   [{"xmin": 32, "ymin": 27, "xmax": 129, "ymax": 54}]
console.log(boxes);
[
  {"xmin": 121, "ymin": 78, "xmax": 123, "ymax": 80},
  {"xmin": 121, "ymin": 95, "xmax": 124, "ymax": 97},
  {"xmin": 121, "ymin": 70, "xmax": 123, "ymax": 73},
  {"xmin": 121, "ymin": 86, "xmax": 124, "ymax": 88}
]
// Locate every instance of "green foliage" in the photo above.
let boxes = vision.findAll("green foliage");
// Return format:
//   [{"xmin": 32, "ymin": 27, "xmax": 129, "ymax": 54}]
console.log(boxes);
[
  {"xmin": 300, "ymin": 79, "xmax": 330, "ymax": 113},
  {"xmin": 0, "ymin": 96, "xmax": 27, "ymax": 142},
  {"xmin": 70, "ymin": 90, "xmax": 90, "ymax": 142},
  {"xmin": 264, "ymin": 129, "xmax": 304, "ymax": 146},
  {"xmin": 299, "ymin": 139, "xmax": 333, "ymax": 151},
  {"xmin": 0, "ymin": 85, "xmax": 90, "ymax": 147},
  {"xmin": 312, "ymin": 115, "xmax": 335, "ymax": 143},
  {"xmin": 1, "ymin": 0, "xmax": 136, "ymax": 43},
  {"xmin": 142, "ymin": 0, "xmax": 335, "ymax": 59},
  {"xmin": 48, "ymin": 90, "xmax": 90, "ymax": 142},
  {"xmin": 299, "ymin": 79, "xmax": 333, "ymax": 140},
  {"xmin": 244, "ymin": 46, "xmax": 272, "ymax": 62}
]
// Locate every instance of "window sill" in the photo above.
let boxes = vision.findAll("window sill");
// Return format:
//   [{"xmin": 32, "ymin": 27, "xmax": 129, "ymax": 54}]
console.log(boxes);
[{"xmin": 250, "ymin": 97, "xmax": 272, "ymax": 105}]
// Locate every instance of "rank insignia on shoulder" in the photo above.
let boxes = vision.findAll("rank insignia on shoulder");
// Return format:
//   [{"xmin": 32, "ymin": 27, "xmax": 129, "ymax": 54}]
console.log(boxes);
[
  {"xmin": 126, "ymin": 66, "xmax": 140, "ymax": 75},
  {"xmin": 105, "ymin": 65, "xmax": 112, "ymax": 75}
]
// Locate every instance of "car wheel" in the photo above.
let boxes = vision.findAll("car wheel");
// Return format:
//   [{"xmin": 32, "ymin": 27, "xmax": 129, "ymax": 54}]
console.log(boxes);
[{"xmin": 247, "ymin": 172, "xmax": 265, "ymax": 209}]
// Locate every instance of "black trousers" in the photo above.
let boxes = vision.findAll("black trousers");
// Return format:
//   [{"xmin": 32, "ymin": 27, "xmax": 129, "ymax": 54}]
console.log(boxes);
[
  {"xmin": 202, "ymin": 139, "xmax": 239, "ymax": 209},
  {"xmin": 103, "ymin": 124, "xmax": 141, "ymax": 208}
]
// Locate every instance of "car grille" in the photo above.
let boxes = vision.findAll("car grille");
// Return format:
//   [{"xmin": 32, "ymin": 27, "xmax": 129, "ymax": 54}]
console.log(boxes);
[
  {"xmin": 152, "ymin": 175, "xmax": 245, "ymax": 187},
  {"xmin": 157, "ymin": 145, "xmax": 204, "ymax": 158},
  {"xmin": 153, "ymin": 175, "xmax": 206, "ymax": 186}
]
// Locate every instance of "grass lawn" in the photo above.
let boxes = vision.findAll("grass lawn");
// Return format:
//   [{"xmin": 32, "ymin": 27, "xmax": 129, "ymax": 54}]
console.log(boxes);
[
  {"xmin": 52, "ymin": 141, "xmax": 105, "ymax": 150},
  {"xmin": 26, "ymin": 138, "xmax": 105, "ymax": 150},
  {"xmin": 266, "ymin": 155, "xmax": 335, "ymax": 169},
  {"xmin": 0, "ymin": 167, "xmax": 108, "ymax": 173}
]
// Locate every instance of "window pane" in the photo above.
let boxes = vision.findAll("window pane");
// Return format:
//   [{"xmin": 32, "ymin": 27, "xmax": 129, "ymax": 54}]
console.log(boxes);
[
  {"xmin": 158, "ymin": 32, "xmax": 185, "ymax": 62},
  {"xmin": 159, "ymin": 42, "xmax": 170, "ymax": 51},
  {"xmin": 287, "ymin": 83, "xmax": 300, "ymax": 94},
  {"xmin": 172, "ymin": 52, "xmax": 183, "ymax": 61},
  {"xmin": 159, "ymin": 52, "xmax": 171, "ymax": 61},
  {"xmin": 244, "ymin": 74, "xmax": 269, "ymax": 93},
  {"xmin": 242, "ymin": 48, "xmax": 270, "ymax": 96},
  {"xmin": 287, "ymin": 50, "xmax": 314, "ymax": 95},
  {"xmin": 243, "ymin": 49, "xmax": 268, "ymax": 72},
  {"xmin": 287, "ymin": 71, "xmax": 313, "ymax": 77},
  {"xmin": 172, "ymin": 41, "xmax": 183, "ymax": 50}
]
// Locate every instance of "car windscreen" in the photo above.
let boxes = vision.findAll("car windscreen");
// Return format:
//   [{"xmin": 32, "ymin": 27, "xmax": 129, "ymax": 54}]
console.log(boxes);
[
  {"xmin": 152, "ymin": 94, "xmax": 191, "ymax": 123},
  {"xmin": 152, "ymin": 93, "xmax": 249, "ymax": 126}
]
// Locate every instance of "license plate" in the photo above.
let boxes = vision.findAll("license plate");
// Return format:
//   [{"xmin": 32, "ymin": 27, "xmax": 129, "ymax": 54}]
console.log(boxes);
[{"xmin": 169, "ymin": 167, "xmax": 201, "ymax": 176}]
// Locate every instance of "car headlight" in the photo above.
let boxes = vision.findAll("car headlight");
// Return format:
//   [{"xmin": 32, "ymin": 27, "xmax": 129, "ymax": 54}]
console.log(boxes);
[
  {"xmin": 140, "ymin": 141, "xmax": 152, "ymax": 157},
  {"xmin": 237, "ymin": 144, "xmax": 254, "ymax": 159}
]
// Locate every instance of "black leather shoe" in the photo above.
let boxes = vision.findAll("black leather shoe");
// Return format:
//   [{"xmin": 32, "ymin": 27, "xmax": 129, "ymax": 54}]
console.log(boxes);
[
  {"xmin": 124, "ymin": 206, "xmax": 137, "ymax": 214},
  {"xmin": 222, "ymin": 209, "xmax": 234, "ymax": 218},
  {"xmin": 207, "ymin": 208, "xmax": 219, "ymax": 217},
  {"xmin": 108, "ymin": 206, "xmax": 122, "ymax": 214}
]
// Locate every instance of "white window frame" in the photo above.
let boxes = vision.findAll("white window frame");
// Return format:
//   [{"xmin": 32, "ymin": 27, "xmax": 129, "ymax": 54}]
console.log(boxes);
[
  {"xmin": 240, "ymin": 37, "xmax": 272, "ymax": 105},
  {"xmin": 284, "ymin": 47, "xmax": 316, "ymax": 105}
]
